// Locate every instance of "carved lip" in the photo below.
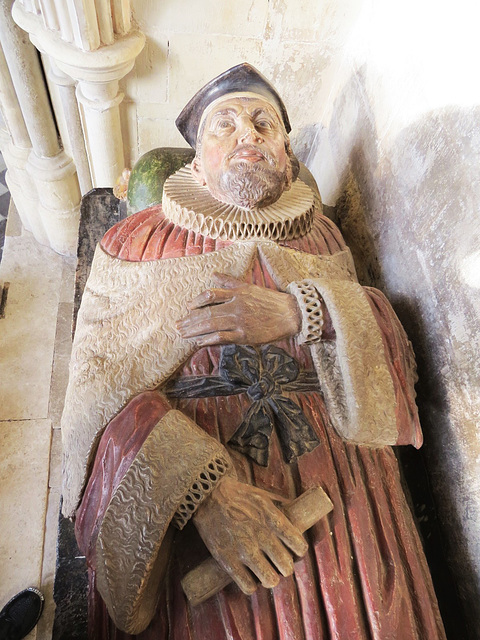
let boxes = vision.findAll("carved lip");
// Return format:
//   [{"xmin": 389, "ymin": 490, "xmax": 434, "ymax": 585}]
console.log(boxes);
[{"xmin": 229, "ymin": 145, "xmax": 270, "ymax": 163}]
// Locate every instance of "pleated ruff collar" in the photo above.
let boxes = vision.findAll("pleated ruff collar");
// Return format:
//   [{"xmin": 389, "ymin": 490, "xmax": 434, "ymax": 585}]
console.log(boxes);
[{"xmin": 162, "ymin": 165, "xmax": 315, "ymax": 242}]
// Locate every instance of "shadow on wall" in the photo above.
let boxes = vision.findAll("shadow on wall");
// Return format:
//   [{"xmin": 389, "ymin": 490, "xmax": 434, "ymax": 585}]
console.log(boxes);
[{"xmin": 319, "ymin": 69, "xmax": 480, "ymax": 640}]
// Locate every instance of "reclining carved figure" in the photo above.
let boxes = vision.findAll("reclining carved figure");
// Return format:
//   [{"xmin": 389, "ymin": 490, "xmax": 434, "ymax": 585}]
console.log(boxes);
[{"xmin": 61, "ymin": 63, "xmax": 447, "ymax": 639}]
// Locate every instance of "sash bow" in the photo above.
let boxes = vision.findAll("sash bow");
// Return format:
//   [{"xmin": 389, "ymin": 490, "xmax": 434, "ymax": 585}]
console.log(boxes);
[{"xmin": 166, "ymin": 344, "xmax": 321, "ymax": 466}]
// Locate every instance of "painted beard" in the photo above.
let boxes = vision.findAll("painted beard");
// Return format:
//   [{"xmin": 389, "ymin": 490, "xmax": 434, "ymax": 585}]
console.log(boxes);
[{"xmin": 218, "ymin": 149, "xmax": 290, "ymax": 209}]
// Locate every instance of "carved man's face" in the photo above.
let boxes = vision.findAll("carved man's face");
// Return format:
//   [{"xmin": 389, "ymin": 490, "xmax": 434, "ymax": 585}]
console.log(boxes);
[{"xmin": 191, "ymin": 96, "xmax": 292, "ymax": 209}]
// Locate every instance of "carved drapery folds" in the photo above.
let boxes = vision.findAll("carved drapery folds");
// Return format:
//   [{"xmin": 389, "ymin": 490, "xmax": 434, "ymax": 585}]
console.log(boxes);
[{"xmin": 0, "ymin": 0, "xmax": 144, "ymax": 255}]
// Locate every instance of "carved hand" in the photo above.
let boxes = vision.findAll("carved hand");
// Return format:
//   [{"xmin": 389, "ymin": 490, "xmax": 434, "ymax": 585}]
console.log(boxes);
[
  {"xmin": 192, "ymin": 476, "xmax": 308, "ymax": 594},
  {"xmin": 176, "ymin": 273, "xmax": 302, "ymax": 347}
]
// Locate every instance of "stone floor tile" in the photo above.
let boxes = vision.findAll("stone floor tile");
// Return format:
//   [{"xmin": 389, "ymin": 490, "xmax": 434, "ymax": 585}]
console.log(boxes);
[
  {"xmin": 36, "ymin": 488, "xmax": 61, "ymax": 640},
  {"xmin": 60, "ymin": 257, "xmax": 77, "ymax": 305},
  {"xmin": 48, "ymin": 302, "xmax": 74, "ymax": 429},
  {"xmin": 48, "ymin": 429, "xmax": 63, "ymax": 489},
  {"xmin": 0, "ymin": 232, "xmax": 63, "ymax": 420},
  {"xmin": 5, "ymin": 200, "xmax": 23, "ymax": 238},
  {"xmin": 0, "ymin": 419, "xmax": 52, "ymax": 617}
]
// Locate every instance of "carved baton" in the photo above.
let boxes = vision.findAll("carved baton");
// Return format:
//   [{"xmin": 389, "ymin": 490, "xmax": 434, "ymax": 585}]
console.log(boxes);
[{"xmin": 181, "ymin": 486, "xmax": 333, "ymax": 606}]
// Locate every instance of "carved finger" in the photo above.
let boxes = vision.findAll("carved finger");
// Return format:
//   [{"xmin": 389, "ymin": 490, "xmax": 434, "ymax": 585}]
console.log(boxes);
[
  {"xmin": 244, "ymin": 551, "xmax": 280, "ymax": 589},
  {"xmin": 248, "ymin": 485, "xmax": 290, "ymax": 505},
  {"xmin": 266, "ymin": 507, "xmax": 308, "ymax": 558},
  {"xmin": 177, "ymin": 306, "xmax": 212, "ymax": 329},
  {"xmin": 195, "ymin": 329, "xmax": 244, "ymax": 347},
  {"xmin": 220, "ymin": 559, "xmax": 257, "ymax": 595},
  {"xmin": 188, "ymin": 287, "xmax": 235, "ymax": 310},
  {"xmin": 260, "ymin": 536, "xmax": 295, "ymax": 578},
  {"xmin": 211, "ymin": 272, "xmax": 246, "ymax": 289},
  {"xmin": 178, "ymin": 314, "xmax": 237, "ymax": 339}
]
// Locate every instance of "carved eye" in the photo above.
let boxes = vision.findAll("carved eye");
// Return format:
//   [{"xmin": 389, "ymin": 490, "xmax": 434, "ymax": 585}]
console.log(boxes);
[
  {"xmin": 257, "ymin": 120, "xmax": 272, "ymax": 128},
  {"xmin": 216, "ymin": 119, "xmax": 234, "ymax": 132}
]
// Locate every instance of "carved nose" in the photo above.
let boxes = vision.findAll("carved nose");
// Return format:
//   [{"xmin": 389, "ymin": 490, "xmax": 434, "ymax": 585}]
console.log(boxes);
[{"xmin": 239, "ymin": 126, "xmax": 263, "ymax": 143}]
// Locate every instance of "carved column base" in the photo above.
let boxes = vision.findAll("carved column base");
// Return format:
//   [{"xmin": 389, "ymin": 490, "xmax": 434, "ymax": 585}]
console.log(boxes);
[
  {"xmin": 26, "ymin": 150, "xmax": 81, "ymax": 255},
  {"xmin": 0, "ymin": 130, "xmax": 49, "ymax": 244}
]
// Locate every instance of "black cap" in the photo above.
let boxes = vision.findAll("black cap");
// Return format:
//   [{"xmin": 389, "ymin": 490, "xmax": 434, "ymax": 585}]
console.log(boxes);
[{"xmin": 176, "ymin": 63, "xmax": 291, "ymax": 149}]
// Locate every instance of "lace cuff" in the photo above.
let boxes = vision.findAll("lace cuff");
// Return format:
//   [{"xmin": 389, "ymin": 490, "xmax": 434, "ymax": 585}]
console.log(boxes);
[
  {"xmin": 287, "ymin": 280, "xmax": 325, "ymax": 344},
  {"xmin": 172, "ymin": 455, "xmax": 232, "ymax": 529}
]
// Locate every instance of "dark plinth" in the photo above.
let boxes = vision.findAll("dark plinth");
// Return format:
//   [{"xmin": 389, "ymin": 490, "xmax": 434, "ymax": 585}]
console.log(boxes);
[
  {"xmin": 53, "ymin": 188, "xmax": 126, "ymax": 639},
  {"xmin": 52, "ymin": 508, "xmax": 88, "ymax": 640},
  {"xmin": 74, "ymin": 187, "xmax": 127, "ymax": 329},
  {"xmin": 396, "ymin": 445, "xmax": 468, "ymax": 640}
]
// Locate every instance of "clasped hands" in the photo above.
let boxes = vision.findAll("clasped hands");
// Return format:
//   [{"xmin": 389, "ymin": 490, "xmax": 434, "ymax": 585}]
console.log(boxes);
[{"xmin": 178, "ymin": 274, "xmax": 307, "ymax": 594}]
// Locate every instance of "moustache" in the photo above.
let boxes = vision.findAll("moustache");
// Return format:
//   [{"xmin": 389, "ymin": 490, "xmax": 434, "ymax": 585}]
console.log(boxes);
[{"xmin": 226, "ymin": 145, "xmax": 276, "ymax": 166}]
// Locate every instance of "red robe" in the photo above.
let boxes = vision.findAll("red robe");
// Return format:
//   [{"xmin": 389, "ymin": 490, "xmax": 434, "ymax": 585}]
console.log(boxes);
[{"xmin": 76, "ymin": 205, "xmax": 446, "ymax": 639}]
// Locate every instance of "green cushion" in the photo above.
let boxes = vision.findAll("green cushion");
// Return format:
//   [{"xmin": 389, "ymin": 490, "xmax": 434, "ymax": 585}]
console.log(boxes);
[{"xmin": 127, "ymin": 147, "xmax": 195, "ymax": 215}]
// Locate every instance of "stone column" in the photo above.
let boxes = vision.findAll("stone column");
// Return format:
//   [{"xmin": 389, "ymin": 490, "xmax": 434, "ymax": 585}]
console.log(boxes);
[
  {"xmin": 76, "ymin": 79, "xmax": 124, "ymax": 187},
  {"xmin": 13, "ymin": 1, "xmax": 145, "ymax": 189},
  {"xmin": 0, "ymin": 43, "xmax": 29, "ymax": 148},
  {"xmin": 66, "ymin": 0, "xmax": 100, "ymax": 51},
  {"xmin": 0, "ymin": 0, "xmax": 58, "ymax": 158},
  {"xmin": 55, "ymin": 36, "xmax": 145, "ymax": 188},
  {"xmin": 0, "ymin": 42, "xmax": 41, "ymax": 238},
  {"xmin": 0, "ymin": 137, "xmax": 41, "ymax": 238},
  {"xmin": 0, "ymin": 0, "xmax": 81, "ymax": 255},
  {"xmin": 47, "ymin": 60, "xmax": 92, "ymax": 195},
  {"xmin": 55, "ymin": 1, "xmax": 74, "ymax": 43},
  {"xmin": 26, "ymin": 149, "xmax": 81, "ymax": 254},
  {"xmin": 37, "ymin": 0, "xmax": 59, "ymax": 32}
]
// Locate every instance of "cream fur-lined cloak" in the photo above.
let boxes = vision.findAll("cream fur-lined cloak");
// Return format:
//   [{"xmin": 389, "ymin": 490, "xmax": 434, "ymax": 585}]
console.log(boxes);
[{"xmin": 61, "ymin": 176, "xmax": 399, "ymax": 518}]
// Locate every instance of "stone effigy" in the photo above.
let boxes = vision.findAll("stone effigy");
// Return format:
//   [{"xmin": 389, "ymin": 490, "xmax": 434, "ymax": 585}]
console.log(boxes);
[{"xmin": 61, "ymin": 63, "xmax": 447, "ymax": 638}]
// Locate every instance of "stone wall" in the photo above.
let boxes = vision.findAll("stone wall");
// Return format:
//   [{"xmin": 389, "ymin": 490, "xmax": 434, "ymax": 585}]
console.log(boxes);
[
  {"xmin": 120, "ymin": 0, "xmax": 364, "ymax": 165},
  {"xmin": 304, "ymin": 1, "xmax": 480, "ymax": 636}
]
